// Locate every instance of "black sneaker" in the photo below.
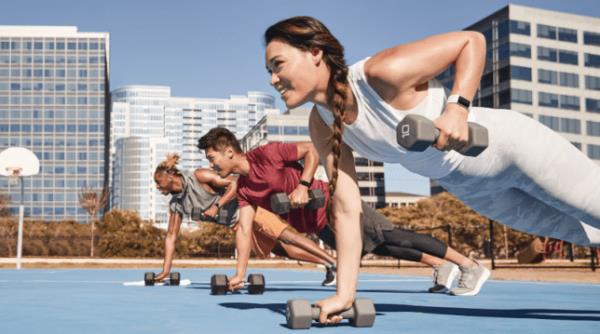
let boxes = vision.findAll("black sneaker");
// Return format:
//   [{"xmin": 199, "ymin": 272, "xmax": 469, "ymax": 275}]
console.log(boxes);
[{"xmin": 321, "ymin": 266, "xmax": 336, "ymax": 286}]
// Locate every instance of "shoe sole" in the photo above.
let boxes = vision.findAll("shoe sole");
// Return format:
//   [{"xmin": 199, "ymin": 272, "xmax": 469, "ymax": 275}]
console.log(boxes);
[{"xmin": 451, "ymin": 267, "xmax": 490, "ymax": 296}]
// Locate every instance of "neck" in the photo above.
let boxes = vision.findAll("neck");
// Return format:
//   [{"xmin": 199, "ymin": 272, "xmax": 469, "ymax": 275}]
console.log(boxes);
[
  {"xmin": 231, "ymin": 154, "xmax": 250, "ymax": 176},
  {"xmin": 313, "ymin": 84, "xmax": 356, "ymax": 121}
]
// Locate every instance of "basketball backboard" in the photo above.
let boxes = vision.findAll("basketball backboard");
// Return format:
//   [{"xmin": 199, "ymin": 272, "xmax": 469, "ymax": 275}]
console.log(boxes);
[{"xmin": 0, "ymin": 147, "xmax": 40, "ymax": 177}]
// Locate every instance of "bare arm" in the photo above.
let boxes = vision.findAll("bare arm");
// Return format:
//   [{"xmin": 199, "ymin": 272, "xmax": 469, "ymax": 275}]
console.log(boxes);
[
  {"xmin": 365, "ymin": 31, "xmax": 486, "ymax": 149},
  {"xmin": 288, "ymin": 142, "xmax": 320, "ymax": 208},
  {"xmin": 309, "ymin": 106, "xmax": 363, "ymax": 317},
  {"xmin": 365, "ymin": 31, "xmax": 486, "ymax": 99},
  {"xmin": 194, "ymin": 168, "xmax": 238, "ymax": 208},
  {"xmin": 233, "ymin": 205, "xmax": 256, "ymax": 282},
  {"xmin": 158, "ymin": 210, "xmax": 183, "ymax": 280}
]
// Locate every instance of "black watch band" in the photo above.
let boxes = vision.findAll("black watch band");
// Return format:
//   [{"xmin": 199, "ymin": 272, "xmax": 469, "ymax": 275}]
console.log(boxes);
[{"xmin": 299, "ymin": 179, "xmax": 312, "ymax": 187}]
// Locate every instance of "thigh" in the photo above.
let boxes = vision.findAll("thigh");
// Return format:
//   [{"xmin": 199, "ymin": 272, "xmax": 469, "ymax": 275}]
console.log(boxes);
[
  {"xmin": 460, "ymin": 187, "xmax": 599, "ymax": 246},
  {"xmin": 251, "ymin": 226, "xmax": 278, "ymax": 258},
  {"xmin": 254, "ymin": 206, "xmax": 290, "ymax": 240}
]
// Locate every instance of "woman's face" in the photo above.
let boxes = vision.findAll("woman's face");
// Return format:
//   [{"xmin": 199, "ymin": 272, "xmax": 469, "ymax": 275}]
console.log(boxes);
[{"xmin": 265, "ymin": 39, "xmax": 322, "ymax": 109}]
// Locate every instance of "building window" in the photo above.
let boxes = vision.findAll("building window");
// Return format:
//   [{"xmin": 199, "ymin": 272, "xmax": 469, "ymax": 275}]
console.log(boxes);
[
  {"xmin": 559, "ymin": 95, "xmax": 580, "ymax": 111},
  {"xmin": 510, "ymin": 42, "xmax": 531, "ymax": 58},
  {"xmin": 558, "ymin": 50, "xmax": 578, "ymax": 65},
  {"xmin": 537, "ymin": 24, "xmax": 556, "ymax": 39},
  {"xmin": 539, "ymin": 92, "xmax": 559, "ymax": 108},
  {"xmin": 584, "ymin": 31, "xmax": 600, "ymax": 46},
  {"xmin": 558, "ymin": 27, "xmax": 577, "ymax": 43},
  {"xmin": 266, "ymin": 126, "xmax": 279, "ymax": 135},
  {"xmin": 585, "ymin": 53, "xmax": 600, "ymax": 68},
  {"xmin": 510, "ymin": 20, "xmax": 530, "ymax": 36},
  {"xmin": 511, "ymin": 89, "xmax": 532, "ymax": 105},
  {"xmin": 587, "ymin": 98, "xmax": 600, "ymax": 113},
  {"xmin": 539, "ymin": 115, "xmax": 580, "ymax": 134},
  {"xmin": 586, "ymin": 76, "xmax": 600, "ymax": 91},
  {"xmin": 538, "ymin": 69, "xmax": 558, "ymax": 85},
  {"xmin": 589, "ymin": 144, "xmax": 600, "ymax": 160},
  {"xmin": 588, "ymin": 121, "xmax": 600, "ymax": 136},
  {"xmin": 511, "ymin": 66, "xmax": 531, "ymax": 81},
  {"xmin": 538, "ymin": 47, "xmax": 557, "ymax": 62},
  {"xmin": 559, "ymin": 72, "xmax": 579, "ymax": 88}
]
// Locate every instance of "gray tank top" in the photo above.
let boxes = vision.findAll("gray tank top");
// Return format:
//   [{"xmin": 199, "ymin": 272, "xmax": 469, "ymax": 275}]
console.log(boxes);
[{"xmin": 169, "ymin": 170, "xmax": 238, "ymax": 227}]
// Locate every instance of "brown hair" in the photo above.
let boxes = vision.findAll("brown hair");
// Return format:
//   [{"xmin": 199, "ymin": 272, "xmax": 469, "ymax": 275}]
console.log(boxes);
[
  {"xmin": 197, "ymin": 127, "xmax": 243, "ymax": 154},
  {"xmin": 154, "ymin": 152, "xmax": 182, "ymax": 177},
  {"xmin": 265, "ymin": 16, "xmax": 348, "ymax": 222}
]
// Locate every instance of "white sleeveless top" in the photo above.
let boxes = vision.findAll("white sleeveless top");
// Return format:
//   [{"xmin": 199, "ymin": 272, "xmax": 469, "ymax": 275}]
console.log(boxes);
[{"xmin": 316, "ymin": 57, "xmax": 466, "ymax": 179}]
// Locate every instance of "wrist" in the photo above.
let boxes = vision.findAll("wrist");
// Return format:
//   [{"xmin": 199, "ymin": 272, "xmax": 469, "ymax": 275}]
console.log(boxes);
[
  {"xmin": 446, "ymin": 94, "xmax": 470, "ymax": 112},
  {"xmin": 299, "ymin": 179, "xmax": 312, "ymax": 188}
]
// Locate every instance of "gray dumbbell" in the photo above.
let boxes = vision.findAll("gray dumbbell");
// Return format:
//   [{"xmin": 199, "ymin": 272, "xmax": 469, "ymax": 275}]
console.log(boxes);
[
  {"xmin": 286, "ymin": 298, "xmax": 376, "ymax": 329},
  {"xmin": 270, "ymin": 189, "xmax": 326, "ymax": 215},
  {"xmin": 210, "ymin": 273, "xmax": 265, "ymax": 295},
  {"xmin": 396, "ymin": 114, "xmax": 488, "ymax": 157},
  {"xmin": 144, "ymin": 272, "xmax": 180, "ymax": 286},
  {"xmin": 191, "ymin": 206, "xmax": 230, "ymax": 225}
]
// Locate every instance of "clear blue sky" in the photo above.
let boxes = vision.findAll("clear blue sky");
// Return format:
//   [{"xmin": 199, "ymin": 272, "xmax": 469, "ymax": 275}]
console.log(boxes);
[{"xmin": 2, "ymin": 0, "xmax": 599, "ymax": 195}]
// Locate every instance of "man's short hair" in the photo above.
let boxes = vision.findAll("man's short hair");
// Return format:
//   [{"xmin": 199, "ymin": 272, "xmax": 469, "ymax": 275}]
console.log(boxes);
[{"xmin": 197, "ymin": 127, "xmax": 242, "ymax": 153}]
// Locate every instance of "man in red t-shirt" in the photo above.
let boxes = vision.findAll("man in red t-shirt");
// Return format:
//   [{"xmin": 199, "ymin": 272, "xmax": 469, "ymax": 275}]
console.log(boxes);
[{"xmin": 197, "ymin": 128, "xmax": 336, "ymax": 290}]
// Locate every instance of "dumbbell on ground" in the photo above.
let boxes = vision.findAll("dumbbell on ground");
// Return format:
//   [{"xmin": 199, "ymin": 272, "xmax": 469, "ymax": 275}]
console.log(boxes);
[
  {"xmin": 286, "ymin": 298, "xmax": 376, "ymax": 329},
  {"xmin": 210, "ymin": 274, "xmax": 265, "ymax": 295},
  {"xmin": 144, "ymin": 272, "xmax": 180, "ymax": 286},
  {"xmin": 270, "ymin": 189, "xmax": 326, "ymax": 215},
  {"xmin": 396, "ymin": 114, "xmax": 488, "ymax": 157},
  {"xmin": 191, "ymin": 206, "xmax": 230, "ymax": 225}
]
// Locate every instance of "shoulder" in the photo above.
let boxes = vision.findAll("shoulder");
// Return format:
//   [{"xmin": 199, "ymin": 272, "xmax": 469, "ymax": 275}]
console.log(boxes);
[{"xmin": 193, "ymin": 168, "xmax": 217, "ymax": 182}]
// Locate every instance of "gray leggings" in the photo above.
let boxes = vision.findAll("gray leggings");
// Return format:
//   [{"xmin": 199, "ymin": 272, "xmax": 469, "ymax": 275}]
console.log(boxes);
[{"xmin": 437, "ymin": 107, "xmax": 600, "ymax": 246}]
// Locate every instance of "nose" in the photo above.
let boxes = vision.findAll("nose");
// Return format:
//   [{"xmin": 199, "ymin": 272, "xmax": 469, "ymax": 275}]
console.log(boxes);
[{"xmin": 270, "ymin": 72, "xmax": 279, "ymax": 87}]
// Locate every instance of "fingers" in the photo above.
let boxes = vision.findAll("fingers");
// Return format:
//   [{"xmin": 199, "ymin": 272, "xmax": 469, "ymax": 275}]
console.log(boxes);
[{"xmin": 434, "ymin": 131, "xmax": 468, "ymax": 152}]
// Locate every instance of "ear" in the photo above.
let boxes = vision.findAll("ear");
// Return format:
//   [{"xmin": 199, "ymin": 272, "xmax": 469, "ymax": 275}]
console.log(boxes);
[
  {"xmin": 310, "ymin": 47, "xmax": 323, "ymax": 65},
  {"xmin": 225, "ymin": 147, "xmax": 234, "ymax": 159}
]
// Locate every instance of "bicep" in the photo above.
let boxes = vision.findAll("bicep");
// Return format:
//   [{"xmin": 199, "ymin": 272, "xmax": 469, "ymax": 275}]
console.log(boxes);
[{"xmin": 366, "ymin": 31, "xmax": 485, "ymax": 89}]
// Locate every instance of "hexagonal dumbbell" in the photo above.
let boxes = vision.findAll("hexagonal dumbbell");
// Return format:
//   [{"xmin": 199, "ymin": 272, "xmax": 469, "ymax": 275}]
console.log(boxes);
[
  {"xmin": 191, "ymin": 206, "xmax": 231, "ymax": 225},
  {"xmin": 396, "ymin": 114, "xmax": 488, "ymax": 157},
  {"xmin": 286, "ymin": 298, "xmax": 376, "ymax": 329},
  {"xmin": 210, "ymin": 273, "xmax": 266, "ymax": 295},
  {"xmin": 270, "ymin": 189, "xmax": 326, "ymax": 215},
  {"xmin": 143, "ymin": 272, "xmax": 181, "ymax": 286}
]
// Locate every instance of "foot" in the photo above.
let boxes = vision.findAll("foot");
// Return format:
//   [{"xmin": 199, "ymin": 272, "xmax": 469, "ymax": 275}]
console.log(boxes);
[
  {"xmin": 429, "ymin": 262, "xmax": 460, "ymax": 293},
  {"xmin": 321, "ymin": 265, "xmax": 336, "ymax": 287},
  {"xmin": 450, "ymin": 260, "xmax": 490, "ymax": 296}
]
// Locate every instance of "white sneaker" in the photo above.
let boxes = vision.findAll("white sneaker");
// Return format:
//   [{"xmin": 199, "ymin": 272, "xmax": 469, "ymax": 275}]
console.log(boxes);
[
  {"xmin": 450, "ymin": 260, "xmax": 490, "ymax": 296},
  {"xmin": 429, "ymin": 262, "xmax": 460, "ymax": 293}
]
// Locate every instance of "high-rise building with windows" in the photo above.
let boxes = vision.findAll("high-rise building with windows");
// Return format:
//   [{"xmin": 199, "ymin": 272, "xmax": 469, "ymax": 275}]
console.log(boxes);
[
  {"xmin": 110, "ymin": 87, "xmax": 277, "ymax": 224},
  {"xmin": 433, "ymin": 4, "xmax": 600, "ymax": 194},
  {"xmin": 0, "ymin": 26, "xmax": 109, "ymax": 221},
  {"xmin": 240, "ymin": 108, "xmax": 386, "ymax": 208}
]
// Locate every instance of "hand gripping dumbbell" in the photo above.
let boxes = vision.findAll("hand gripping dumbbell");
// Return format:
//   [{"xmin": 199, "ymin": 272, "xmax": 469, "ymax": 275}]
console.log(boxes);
[
  {"xmin": 191, "ymin": 206, "xmax": 230, "ymax": 225},
  {"xmin": 210, "ymin": 273, "xmax": 265, "ymax": 295},
  {"xmin": 270, "ymin": 189, "xmax": 326, "ymax": 215},
  {"xmin": 286, "ymin": 298, "xmax": 376, "ymax": 329},
  {"xmin": 396, "ymin": 114, "xmax": 488, "ymax": 157},
  {"xmin": 144, "ymin": 272, "xmax": 180, "ymax": 286}
]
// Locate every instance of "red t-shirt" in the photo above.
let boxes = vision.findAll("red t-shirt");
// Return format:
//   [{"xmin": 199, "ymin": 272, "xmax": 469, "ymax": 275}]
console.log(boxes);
[{"xmin": 237, "ymin": 142, "xmax": 329, "ymax": 234}]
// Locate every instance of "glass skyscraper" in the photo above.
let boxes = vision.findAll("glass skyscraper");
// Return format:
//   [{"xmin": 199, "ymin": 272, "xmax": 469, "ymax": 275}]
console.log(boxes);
[{"xmin": 0, "ymin": 26, "xmax": 110, "ymax": 221}]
